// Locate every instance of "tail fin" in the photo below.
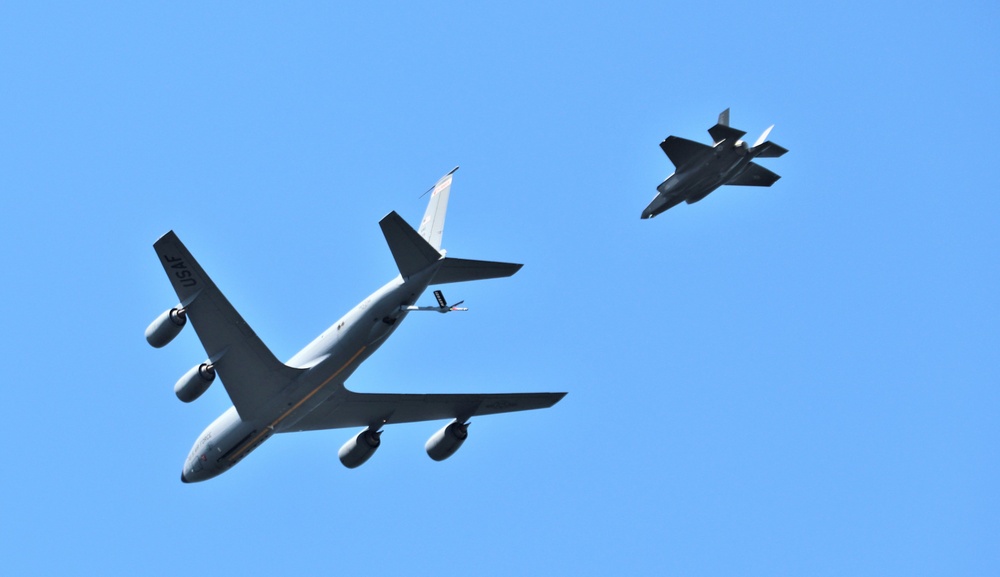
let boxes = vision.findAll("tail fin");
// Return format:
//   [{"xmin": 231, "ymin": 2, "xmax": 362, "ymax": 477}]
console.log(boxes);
[
  {"xmin": 417, "ymin": 167, "xmax": 458, "ymax": 251},
  {"xmin": 708, "ymin": 108, "xmax": 746, "ymax": 144},
  {"xmin": 752, "ymin": 125, "xmax": 774, "ymax": 147},
  {"xmin": 751, "ymin": 124, "xmax": 788, "ymax": 158}
]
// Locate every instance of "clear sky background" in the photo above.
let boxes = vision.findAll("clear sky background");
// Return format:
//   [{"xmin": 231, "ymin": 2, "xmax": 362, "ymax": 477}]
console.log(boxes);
[{"xmin": 1, "ymin": 2, "xmax": 996, "ymax": 575}]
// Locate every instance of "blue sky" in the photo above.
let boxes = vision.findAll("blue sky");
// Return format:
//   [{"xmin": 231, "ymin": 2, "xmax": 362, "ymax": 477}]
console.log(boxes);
[{"xmin": 1, "ymin": 2, "xmax": 996, "ymax": 575}]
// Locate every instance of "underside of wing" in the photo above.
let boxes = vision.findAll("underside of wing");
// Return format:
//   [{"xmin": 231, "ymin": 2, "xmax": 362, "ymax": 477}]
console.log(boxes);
[
  {"xmin": 659, "ymin": 136, "xmax": 711, "ymax": 168},
  {"xmin": 281, "ymin": 389, "xmax": 567, "ymax": 432},
  {"xmin": 728, "ymin": 162, "xmax": 781, "ymax": 187},
  {"xmin": 153, "ymin": 231, "xmax": 305, "ymax": 419}
]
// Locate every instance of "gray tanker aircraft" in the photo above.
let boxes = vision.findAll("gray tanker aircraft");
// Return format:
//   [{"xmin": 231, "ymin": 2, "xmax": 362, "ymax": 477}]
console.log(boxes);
[
  {"xmin": 146, "ymin": 168, "xmax": 565, "ymax": 483},
  {"xmin": 641, "ymin": 109, "xmax": 788, "ymax": 219}
]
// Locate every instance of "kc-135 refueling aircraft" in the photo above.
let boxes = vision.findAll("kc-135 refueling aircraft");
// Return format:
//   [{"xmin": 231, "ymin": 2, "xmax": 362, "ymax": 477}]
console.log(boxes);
[
  {"xmin": 146, "ymin": 168, "xmax": 566, "ymax": 482},
  {"xmin": 642, "ymin": 109, "xmax": 788, "ymax": 219}
]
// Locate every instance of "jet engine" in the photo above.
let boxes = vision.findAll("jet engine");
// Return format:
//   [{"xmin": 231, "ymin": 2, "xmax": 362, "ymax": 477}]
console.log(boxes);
[
  {"xmin": 338, "ymin": 429, "xmax": 382, "ymax": 469},
  {"xmin": 145, "ymin": 306, "xmax": 187, "ymax": 348},
  {"xmin": 174, "ymin": 362, "xmax": 215, "ymax": 403},
  {"xmin": 425, "ymin": 420, "xmax": 469, "ymax": 462}
]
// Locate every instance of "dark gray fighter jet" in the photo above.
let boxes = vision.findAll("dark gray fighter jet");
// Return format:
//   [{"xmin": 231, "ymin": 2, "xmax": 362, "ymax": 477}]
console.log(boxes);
[{"xmin": 641, "ymin": 109, "xmax": 787, "ymax": 219}]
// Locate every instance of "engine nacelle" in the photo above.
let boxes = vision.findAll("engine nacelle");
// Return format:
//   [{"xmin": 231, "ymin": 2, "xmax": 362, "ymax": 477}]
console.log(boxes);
[
  {"xmin": 425, "ymin": 420, "xmax": 469, "ymax": 462},
  {"xmin": 338, "ymin": 429, "xmax": 382, "ymax": 469},
  {"xmin": 174, "ymin": 362, "xmax": 216, "ymax": 403},
  {"xmin": 145, "ymin": 306, "xmax": 187, "ymax": 348}
]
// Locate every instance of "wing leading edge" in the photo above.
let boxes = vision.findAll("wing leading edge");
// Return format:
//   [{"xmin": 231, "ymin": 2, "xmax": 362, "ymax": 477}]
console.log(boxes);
[
  {"xmin": 659, "ymin": 136, "xmax": 711, "ymax": 168},
  {"xmin": 282, "ymin": 389, "xmax": 567, "ymax": 432},
  {"xmin": 153, "ymin": 231, "xmax": 305, "ymax": 419}
]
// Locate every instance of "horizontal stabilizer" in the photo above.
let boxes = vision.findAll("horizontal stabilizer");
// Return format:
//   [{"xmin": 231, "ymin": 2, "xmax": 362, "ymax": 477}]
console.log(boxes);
[
  {"xmin": 728, "ymin": 162, "xmax": 780, "ymax": 187},
  {"xmin": 708, "ymin": 123, "xmax": 746, "ymax": 144},
  {"xmin": 430, "ymin": 257, "xmax": 522, "ymax": 285},
  {"xmin": 379, "ymin": 211, "xmax": 442, "ymax": 278},
  {"xmin": 751, "ymin": 141, "xmax": 788, "ymax": 158},
  {"xmin": 659, "ymin": 136, "xmax": 711, "ymax": 168}
]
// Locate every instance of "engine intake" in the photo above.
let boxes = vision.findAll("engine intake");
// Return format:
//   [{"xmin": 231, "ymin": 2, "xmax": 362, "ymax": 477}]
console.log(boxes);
[
  {"xmin": 174, "ymin": 362, "xmax": 215, "ymax": 403},
  {"xmin": 338, "ymin": 429, "xmax": 382, "ymax": 469},
  {"xmin": 425, "ymin": 420, "xmax": 469, "ymax": 462},
  {"xmin": 145, "ymin": 306, "xmax": 187, "ymax": 348}
]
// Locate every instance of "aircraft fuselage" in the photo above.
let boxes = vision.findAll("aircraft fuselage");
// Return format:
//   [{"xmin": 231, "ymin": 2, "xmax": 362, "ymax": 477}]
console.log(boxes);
[
  {"xmin": 180, "ymin": 266, "xmax": 437, "ymax": 483},
  {"xmin": 643, "ymin": 140, "xmax": 753, "ymax": 218}
]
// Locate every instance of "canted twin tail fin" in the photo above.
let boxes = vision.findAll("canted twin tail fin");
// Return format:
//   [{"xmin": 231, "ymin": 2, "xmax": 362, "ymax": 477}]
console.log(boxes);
[{"xmin": 708, "ymin": 108, "xmax": 746, "ymax": 144}]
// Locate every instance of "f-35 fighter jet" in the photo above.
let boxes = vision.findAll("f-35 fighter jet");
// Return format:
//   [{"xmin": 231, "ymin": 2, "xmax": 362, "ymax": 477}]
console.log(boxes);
[{"xmin": 641, "ymin": 109, "xmax": 787, "ymax": 219}]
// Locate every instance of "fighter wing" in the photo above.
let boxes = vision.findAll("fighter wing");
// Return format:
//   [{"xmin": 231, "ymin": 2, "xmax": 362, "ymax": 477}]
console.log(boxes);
[
  {"xmin": 659, "ymin": 136, "xmax": 712, "ymax": 168},
  {"xmin": 282, "ymin": 389, "xmax": 567, "ymax": 432},
  {"xmin": 153, "ymin": 231, "xmax": 305, "ymax": 419},
  {"xmin": 727, "ymin": 162, "xmax": 781, "ymax": 187}
]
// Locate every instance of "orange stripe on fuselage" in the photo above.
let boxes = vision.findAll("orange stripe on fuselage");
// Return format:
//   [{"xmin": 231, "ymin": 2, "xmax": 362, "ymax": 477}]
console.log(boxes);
[{"xmin": 226, "ymin": 346, "xmax": 368, "ymax": 463}]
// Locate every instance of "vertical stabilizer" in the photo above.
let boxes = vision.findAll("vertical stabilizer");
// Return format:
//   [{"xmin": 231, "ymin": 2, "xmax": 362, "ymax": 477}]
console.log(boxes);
[
  {"xmin": 418, "ymin": 167, "xmax": 458, "ymax": 251},
  {"xmin": 753, "ymin": 125, "xmax": 774, "ymax": 147},
  {"xmin": 708, "ymin": 108, "xmax": 744, "ymax": 143}
]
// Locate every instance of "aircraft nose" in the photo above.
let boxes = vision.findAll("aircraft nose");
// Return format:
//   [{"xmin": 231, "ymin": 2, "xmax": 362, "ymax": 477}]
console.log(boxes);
[{"xmin": 181, "ymin": 471, "xmax": 190, "ymax": 483}]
